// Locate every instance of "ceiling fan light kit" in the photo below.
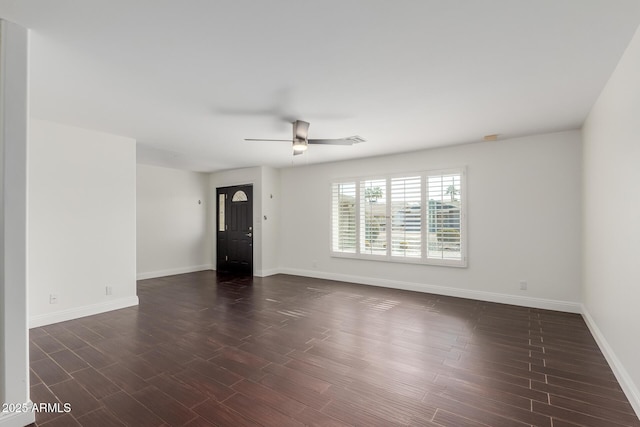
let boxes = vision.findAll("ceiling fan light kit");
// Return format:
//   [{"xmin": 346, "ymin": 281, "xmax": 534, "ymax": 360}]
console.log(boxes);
[
  {"xmin": 245, "ymin": 120, "xmax": 365, "ymax": 156},
  {"xmin": 292, "ymin": 139, "xmax": 308, "ymax": 152}
]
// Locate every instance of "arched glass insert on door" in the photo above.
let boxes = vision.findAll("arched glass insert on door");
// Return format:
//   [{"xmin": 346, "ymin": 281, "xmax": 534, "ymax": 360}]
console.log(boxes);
[{"xmin": 232, "ymin": 190, "xmax": 248, "ymax": 202}]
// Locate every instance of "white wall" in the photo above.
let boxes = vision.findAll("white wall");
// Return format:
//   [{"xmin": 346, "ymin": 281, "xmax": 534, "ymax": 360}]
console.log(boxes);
[
  {"xmin": 582, "ymin": 25, "xmax": 640, "ymax": 416},
  {"xmin": 136, "ymin": 164, "xmax": 211, "ymax": 279},
  {"xmin": 279, "ymin": 131, "xmax": 582, "ymax": 311},
  {"xmin": 0, "ymin": 19, "xmax": 34, "ymax": 427},
  {"xmin": 261, "ymin": 166, "xmax": 280, "ymax": 275},
  {"xmin": 28, "ymin": 120, "xmax": 138, "ymax": 328}
]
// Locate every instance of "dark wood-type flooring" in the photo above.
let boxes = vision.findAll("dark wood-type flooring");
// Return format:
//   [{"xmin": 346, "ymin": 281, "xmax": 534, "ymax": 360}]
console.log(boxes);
[{"xmin": 28, "ymin": 271, "xmax": 639, "ymax": 426}]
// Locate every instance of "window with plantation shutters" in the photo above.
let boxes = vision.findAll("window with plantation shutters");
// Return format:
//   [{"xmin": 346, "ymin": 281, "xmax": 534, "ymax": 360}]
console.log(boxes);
[
  {"xmin": 360, "ymin": 179, "xmax": 387, "ymax": 256},
  {"xmin": 331, "ymin": 168, "xmax": 465, "ymax": 267},
  {"xmin": 331, "ymin": 182, "xmax": 357, "ymax": 253},
  {"xmin": 427, "ymin": 172, "xmax": 463, "ymax": 263},
  {"xmin": 391, "ymin": 176, "xmax": 421, "ymax": 258}
]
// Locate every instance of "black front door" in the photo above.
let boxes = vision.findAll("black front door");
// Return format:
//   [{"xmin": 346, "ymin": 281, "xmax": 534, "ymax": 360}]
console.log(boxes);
[{"xmin": 216, "ymin": 185, "xmax": 253, "ymax": 275}]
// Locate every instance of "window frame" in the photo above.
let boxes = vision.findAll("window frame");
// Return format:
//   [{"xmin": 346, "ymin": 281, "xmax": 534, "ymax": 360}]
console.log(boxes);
[{"xmin": 330, "ymin": 167, "xmax": 467, "ymax": 268}]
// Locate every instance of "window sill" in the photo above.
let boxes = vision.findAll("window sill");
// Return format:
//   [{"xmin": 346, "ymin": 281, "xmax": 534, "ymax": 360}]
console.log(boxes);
[{"xmin": 330, "ymin": 251, "xmax": 467, "ymax": 268}]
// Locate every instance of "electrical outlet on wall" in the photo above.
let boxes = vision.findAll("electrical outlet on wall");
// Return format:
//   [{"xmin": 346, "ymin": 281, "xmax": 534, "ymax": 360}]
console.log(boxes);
[
  {"xmin": 106, "ymin": 286, "xmax": 113, "ymax": 295},
  {"xmin": 49, "ymin": 294, "xmax": 58, "ymax": 304},
  {"xmin": 519, "ymin": 280, "xmax": 528, "ymax": 291}
]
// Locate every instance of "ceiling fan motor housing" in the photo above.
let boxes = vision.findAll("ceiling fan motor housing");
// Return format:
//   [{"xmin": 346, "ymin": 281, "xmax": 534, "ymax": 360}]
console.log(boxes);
[
  {"xmin": 293, "ymin": 120, "xmax": 310, "ymax": 152},
  {"xmin": 293, "ymin": 120, "xmax": 310, "ymax": 141}
]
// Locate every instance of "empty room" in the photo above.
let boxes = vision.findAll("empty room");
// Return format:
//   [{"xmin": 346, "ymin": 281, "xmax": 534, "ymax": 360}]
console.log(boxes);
[{"xmin": 1, "ymin": 1, "xmax": 639, "ymax": 426}]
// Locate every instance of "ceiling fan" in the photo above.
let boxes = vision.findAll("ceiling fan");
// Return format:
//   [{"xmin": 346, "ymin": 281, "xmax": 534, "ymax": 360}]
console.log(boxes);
[{"xmin": 245, "ymin": 120, "xmax": 365, "ymax": 155}]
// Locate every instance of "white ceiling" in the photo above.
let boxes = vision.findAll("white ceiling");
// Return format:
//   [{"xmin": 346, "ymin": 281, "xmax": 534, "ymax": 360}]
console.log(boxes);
[{"xmin": 1, "ymin": 1, "xmax": 639, "ymax": 172}]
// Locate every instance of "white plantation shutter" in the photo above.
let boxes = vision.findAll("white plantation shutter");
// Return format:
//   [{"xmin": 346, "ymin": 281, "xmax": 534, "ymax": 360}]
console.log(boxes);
[
  {"xmin": 427, "ymin": 172, "xmax": 462, "ymax": 262},
  {"xmin": 390, "ymin": 176, "xmax": 421, "ymax": 258},
  {"xmin": 331, "ymin": 182, "xmax": 357, "ymax": 253},
  {"xmin": 360, "ymin": 179, "xmax": 387, "ymax": 256}
]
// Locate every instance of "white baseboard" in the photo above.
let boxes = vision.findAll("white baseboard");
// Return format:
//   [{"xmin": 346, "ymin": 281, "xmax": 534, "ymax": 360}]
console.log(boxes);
[
  {"xmin": 581, "ymin": 305, "xmax": 640, "ymax": 418},
  {"xmin": 278, "ymin": 268, "xmax": 581, "ymax": 313},
  {"xmin": 136, "ymin": 264, "xmax": 213, "ymax": 280},
  {"xmin": 255, "ymin": 268, "xmax": 280, "ymax": 277},
  {"xmin": 29, "ymin": 296, "xmax": 139, "ymax": 328},
  {"xmin": 0, "ymin": 402, "xmax": 35, "ymax": 427}
]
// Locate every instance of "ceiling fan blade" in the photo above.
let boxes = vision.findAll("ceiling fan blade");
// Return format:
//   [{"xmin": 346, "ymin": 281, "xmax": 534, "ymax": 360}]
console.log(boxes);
[
  {"xmin": 308, "ymin": 135, "xmax": 366, "ymax": 145},
  {"xmin": 293, "ymin": 120, "xmax": 310, "ymax": 141},
  {"xmin": 244, "ymin": 138, "xmax": 294, "ymax": 142},
  {"xmin": 308, "ymin": 139, "xmax": 352, "ymax": 145}
]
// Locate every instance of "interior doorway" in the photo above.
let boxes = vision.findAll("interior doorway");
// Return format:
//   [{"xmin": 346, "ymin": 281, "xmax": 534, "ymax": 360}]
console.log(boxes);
[{"xmin": 216, "ymin": 185, "xmax": 253, "ymax": 275}]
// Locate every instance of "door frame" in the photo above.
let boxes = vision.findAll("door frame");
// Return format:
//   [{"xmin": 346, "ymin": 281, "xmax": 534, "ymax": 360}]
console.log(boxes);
[{"xmin": 216, "ymin": 184, "xmax": 254, "ymax": 275}]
